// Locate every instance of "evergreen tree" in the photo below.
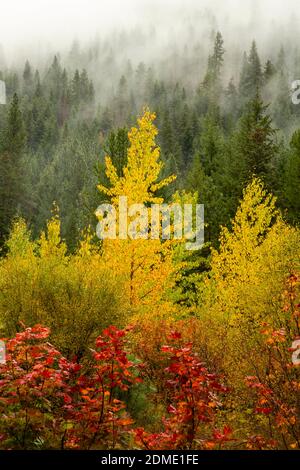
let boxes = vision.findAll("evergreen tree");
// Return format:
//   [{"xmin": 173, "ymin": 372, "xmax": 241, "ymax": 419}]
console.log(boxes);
[
  {"xmin": 263, "ymin": 59, "xmax": 276, "ymax": 83},
  {"xmin": 234, "ymin": 92, "xmax": 277, "ymax": 181},
  {"xmin": 224, "ymin": 78, "xmax": 239, "ymax": 131},
  {"xmin": 272, "ymin": 70, "xmax": 292, "ymax": 128},
  {"xmin": 239, "ymin": 41, "xmax": 263, "ymax": 99},
  {"xmin": 45, "ymin": 55, "xmax": 63, "ymax": 102},
  {"xmin": 196, "ymin": 32, "xmax": 225, "ymax": 115},
  {"xmin": 187, "ymin": 152, "xmax": 225, "ymax": 244},
  {"xmin": 177, "ymin": 103, "xmax": 194, "ymax": 168},
  {"xmin": 58, "ymin": 68, "xmax": 70, "ymax": 126},
  {"xmin": 104, "ymin": 127, "xmax": 129, "ymax": 178},
  {"xmin": 23, "ymin": 60, "xmax": 33, "ymax": 96},
  {"xmin": 71, "ymin": 69, "xmax": 81, "ymax": 107},
  {"xmin": 202, "ymin": 31, "xmax": 225, "ymax": 90},
  {"xmin": 4, "ymin": 93, "xmax": 26, "ymax": 155},
  {"xmin": 114, "ymin": 75, "xmax": 129, "ymax": 126}
]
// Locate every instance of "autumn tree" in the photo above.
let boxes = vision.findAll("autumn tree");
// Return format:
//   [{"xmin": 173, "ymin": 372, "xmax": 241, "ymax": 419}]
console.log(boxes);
[
  {"xmin": 207, "ymin": 178, "xmax": 299, "ymax": 328},
  {"xmin": 199, "ymin": 178, "xmax": 300, "ymax": 437},
  {"xmin": 97, "ymin": 109, "xmax": 180, "ymax": 321}
]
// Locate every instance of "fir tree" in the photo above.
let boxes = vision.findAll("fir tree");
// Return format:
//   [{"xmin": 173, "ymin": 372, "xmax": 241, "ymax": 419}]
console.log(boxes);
[
  {"xmin": 239, "ymin": 41, "xmax": 263, "ymax": 99},
  {"xmin": 235, "ymin": 92, "xmax": 277, "ymax": 181}
]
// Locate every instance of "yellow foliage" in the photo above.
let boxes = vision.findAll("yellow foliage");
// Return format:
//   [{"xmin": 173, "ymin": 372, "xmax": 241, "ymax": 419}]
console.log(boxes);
[
  {"xmin": 197, "ymin": 177, "xmax": 300, "ymax": 410},
  {"xmin": 0, "ymin": 217, "xmax": 126, "ymax": 357},
  {"xmin": 97, "ymin": 109, "xmax": 180, "ymax": 320},
  {"xmin": 205, "ymin": 178, "xmax": 300, "ymax": 326},
  {"xmin": 98, "ymin": 109, "xmax": 176, "ymax": 206}
]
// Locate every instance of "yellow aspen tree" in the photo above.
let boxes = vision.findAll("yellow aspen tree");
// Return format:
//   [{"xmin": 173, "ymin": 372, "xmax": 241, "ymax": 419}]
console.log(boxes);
[
  {"xmin": 200, "ymin": 177, "xmax": 300, "ymax": 404},
  {"xmin": 207, "ymin": 177, "xmax": 300, "ymax": 326},
  {"xmin": 97, "ymin": 109, "xmax": 180, "ymax": 321}
]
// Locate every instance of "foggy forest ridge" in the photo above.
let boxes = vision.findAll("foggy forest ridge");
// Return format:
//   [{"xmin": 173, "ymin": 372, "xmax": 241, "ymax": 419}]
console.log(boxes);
[{"xmin": 1, "ymin": 0, "xmax": 300, "ymax": 82}]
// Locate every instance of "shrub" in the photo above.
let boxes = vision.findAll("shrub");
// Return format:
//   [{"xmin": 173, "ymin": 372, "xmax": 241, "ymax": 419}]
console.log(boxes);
[
  {"xmin": 0, "ymin": 324, "xmax": 140, "ymax": 449},
  {"xmin": 135, "ymin": 331, "xmax": 232, "ymax": 450},
  {"xmin": 0, "ymin": 217, "xmax": 126, "ymax": 358}
]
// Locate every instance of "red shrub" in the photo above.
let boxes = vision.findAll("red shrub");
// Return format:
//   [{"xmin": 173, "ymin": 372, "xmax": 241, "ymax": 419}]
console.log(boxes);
[
  {"xmin": 66, "ymin": 325, "xmax": 141, "ymax": 449},
  {"xmin": 135, "ymin": 331, "xmax": 232, "ymax": 450},
  {"xmin": 0, "ymin": 324, "xmax": 140, "ymax": 450},
  {"xmin": 0, "ymin": 324, "xmax": 77, "ymax": 449},
  {"xmin": 244, "ymin": 273, "xmax": 300, "ymax": 450}
]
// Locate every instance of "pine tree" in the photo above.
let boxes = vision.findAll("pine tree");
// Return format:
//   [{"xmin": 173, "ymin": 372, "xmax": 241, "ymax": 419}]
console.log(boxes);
[
  {"xmin": 45, "ymin": 55, "xmax": 63, "ymax": 102},
  {"xmin": 4, "ymin": 93, "xmax": 26, "ymax": 155},
  {"xmin": 178, "ymin": 103, "xmax": 194, "ymax": 169},
  {"xmin": 197, "ymin": 32, "xmax": 225, "ymax": 114},
  {"xmin": 114, "ymin": 75, "xmax": 129, "ymax": 126},
  {"xmin": 239, "ymin": 41, "xmax": 263, "ymax": 99},
  {"xmin": 23, "ymin": 60, "xmax": 33, "ymax": 96},
  {"xmin": 100, "ymin": 107, "xmax": 113, "ymax": 134},
  {"xmin": 58, "ymin": 68, "xmax": 70, "ymax": 126},
  {"xmin": 197, "ymin": 112, "xmax": 224, "ymax": 177},
  {"xmin": 234, "ymin": 92, "xmax": 277, "ymax": 181},
  {"xmin": 104, "ymin": 127, "xmax": 129, "ymax": 178},
  {"xmin": 272, "ymin": 70, "xmax": 293, "ymax": 129},
  {"xmin": 160, "ymin": 108, "xmax": 180, "ymax": 170},
  {"xmin": 248, "ymin": 41, "xmax": 263, "ymax": 89},
  {"xmin": 71, "ymin": 69, "xmax": 81, "ymax": 107},
  {"xmin": 202, "ymin": 31, "xmax": 225, "ymax": 90},
  {"xmin": 4, "ymin": 72, "xmax": 19, "ymax": 99},
  {"xmin": 224, "ymin": 78, "xmax": 239, "ymax": 131},
  {"xmin": 263, "ymin": 59, "xmax": 276, "ymax": 83},
  {"xmin": 187, "ymin": 152, "xmax": 225, "ymax": 244}
]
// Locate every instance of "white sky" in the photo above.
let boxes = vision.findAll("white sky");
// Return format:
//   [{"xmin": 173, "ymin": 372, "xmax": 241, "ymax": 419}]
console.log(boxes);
[{"xmin": 0, "ymin": 0, "xmax": 299, "ymax": 52}]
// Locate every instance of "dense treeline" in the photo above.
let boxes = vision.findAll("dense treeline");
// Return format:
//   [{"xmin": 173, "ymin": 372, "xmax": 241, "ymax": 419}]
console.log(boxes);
[{"xmin": 1, "ymin": 32, "xmax": 300, "ymax": 249}]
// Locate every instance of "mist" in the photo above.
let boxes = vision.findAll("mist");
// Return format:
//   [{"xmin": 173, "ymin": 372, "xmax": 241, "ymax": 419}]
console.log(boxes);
[{"xmin": 1, "ymin": 0, "xmax": 300, "ymax": 60}]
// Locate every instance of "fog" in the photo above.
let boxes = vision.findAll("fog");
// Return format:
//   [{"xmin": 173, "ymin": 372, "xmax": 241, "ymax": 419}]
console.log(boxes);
[
  {"xmin": 1, "ymin": 0, "xmax": 300, "ymax": 56},
  {"xmin": 1, "ymin": 0, "xmax": 300, "ymax": 109}
]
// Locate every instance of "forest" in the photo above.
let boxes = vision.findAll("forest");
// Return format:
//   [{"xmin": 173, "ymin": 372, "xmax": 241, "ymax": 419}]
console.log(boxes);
[{"xmin": 0, "ymin": 0, "xmax": 300, "ymax": 451}]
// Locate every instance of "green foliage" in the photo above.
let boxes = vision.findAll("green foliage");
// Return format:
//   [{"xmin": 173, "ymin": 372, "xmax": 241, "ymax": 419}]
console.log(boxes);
[
  {"xmin": 239, "ymin": 41, "xmax": 263, "ymax": 99},
  {"xmin": 234, "ymin": 92, "xmax": 278, "ymax": 180},
  {"xmin": 284, "ymin": 129, "xmax": 300, "ymax": 223},
  {"xmin": 0, "ymin": 217, "xmax": 126, "ymax": 358}
]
